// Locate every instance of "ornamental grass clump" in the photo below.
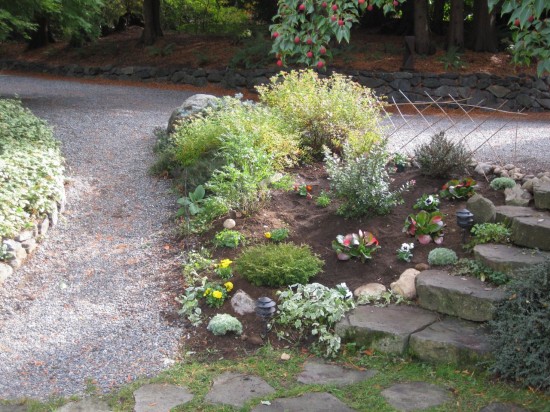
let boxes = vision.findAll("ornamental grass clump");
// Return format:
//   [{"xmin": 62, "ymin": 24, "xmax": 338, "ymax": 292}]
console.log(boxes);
[
  {"xmin": 207, "ymin": 314, "xmax": 243, "ymax": 336},
  {"xmin": 414, "ymin": 131, "xmax": 471, "ymax": 178},
  {"xmin": 235, "ymin": 243, "xmax": 323, "ymax": 287},
  {"xmin": 490, "ymin": 259, "xmax": 550, "ymax": 390}
]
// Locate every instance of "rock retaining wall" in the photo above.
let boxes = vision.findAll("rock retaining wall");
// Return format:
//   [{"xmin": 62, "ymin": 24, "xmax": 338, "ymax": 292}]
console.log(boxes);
[{"xmin": 2, "ymin": 59, "xmax": 549, "ymax": 111}]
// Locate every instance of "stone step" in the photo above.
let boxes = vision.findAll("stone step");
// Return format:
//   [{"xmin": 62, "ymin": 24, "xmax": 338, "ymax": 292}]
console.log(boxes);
[
  {"xmin": 335, "ymin": 305, "xmax": 438, "ymax": 355},
  {"xmin": 533, "ymin": 181, "xmax": 550, "ymax": 210},
  {"xmin": 495, "ymin": 205, "xmax": 550, "ymax": 251},
  {"xmin": 409, "ymin": 317, "xmax": 492, "ymax": 368},
  {"xmin": 416, "ymin": 270, "xmax": 505, "ymax": 321},
  {"xmin": 473, "ymin": 243, "xmax": 550, "ymax": 278}
]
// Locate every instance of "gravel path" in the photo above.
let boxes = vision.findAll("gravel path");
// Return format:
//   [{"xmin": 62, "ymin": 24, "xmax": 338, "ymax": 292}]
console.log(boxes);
[{"xmin": 0, "ymin": 74, "xmax": 197, "ymax": 399}]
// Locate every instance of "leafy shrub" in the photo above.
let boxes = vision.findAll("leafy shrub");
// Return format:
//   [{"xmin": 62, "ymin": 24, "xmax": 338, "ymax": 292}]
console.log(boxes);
[
  {"xmin": 325, "ymin": 143, "xmax": 414, "ymax": 217},
  {"xmin": 213, "ymin": 229, "xmax": 245, "ymax": 248},
  {"xmin": 428, "ymin": 248, "xmax": 458, "ymax": 266},
  {"xmin": 414, "ymin": 131, "xmax": 472, "ymax": 178},
  {"xmin": 0, "ymin": 99, "xmax": 65, "ymax": 238},
  {"xmin": 236, "ymin": 243, "xmax": 323, "ymax": 287},
  {"xmin": 229, "ymin": 32, "xmax": 273, "ymax": 69},
  {"xmin": 490, "ymin": 177, "xmax": 516, "ymax": 191},
  {"xmin": 258, "ymin": 70, "xmax": 386, "ymax": 158},
  {"xmin": 276, "ymin": 283, "xmax": 355, "ymax": 357},
  {"xmin": 453, "ymin": 258, "xmax": 509, "ymax": 285},
  {"xmin": 466, "ymin": 223, "xmax": 511, "ymax": 250},
  {"xmin": 489, "ymin": 260, "xmax": 550, "ymax": 390},
  {"xmin": 207, "ymin": 314, "xmax": 243, "ymax": 336}
]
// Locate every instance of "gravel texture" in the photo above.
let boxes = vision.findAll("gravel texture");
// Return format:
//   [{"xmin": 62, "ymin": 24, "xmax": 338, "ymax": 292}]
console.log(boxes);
[{"xmin": 0, "ymin": 74, "xmax": 196, "ymax": 399}]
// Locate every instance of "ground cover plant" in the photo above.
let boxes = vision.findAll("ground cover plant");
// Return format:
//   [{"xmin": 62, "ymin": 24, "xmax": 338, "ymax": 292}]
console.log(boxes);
[{"xmin": 0, "ymin": 99, "xmax": 65, "ymax": 240}]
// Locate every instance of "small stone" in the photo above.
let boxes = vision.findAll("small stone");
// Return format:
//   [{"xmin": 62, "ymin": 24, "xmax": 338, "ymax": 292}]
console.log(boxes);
[
  {"xmin": 0, "ymin": 262, "xmax": 14, "ymax": 283},
  {"xmin": 246, "ymin": 334, "xmax": 264, "ymax": 345},
  {"xmin": 522, "ymin": 177, "xmax": 538, "ymax": 193},
  {"xmin": 390, "ymin": 268, "xmax": 420, "ymax": 299},
  {"xmin": 21, "ymin": 238, "xmax": 37, "ymax": 254},
  {"xmin": 134, "ymin": 384, "xmax": 193, "ymax": 412},
  {"xmin": 493, "ymin": 166, "xmax": 502, "ymax": 175},
  {"xmin": 49, "ymin": 205, "xmax": 59, "ymax": 226},
  {"xmin": 504, "ymin": 164, "xmax": 515, "ymax": 170},
  {"xmin": 474, "ymin": 162, "xmax": 493, "ymax": 175},
  {"xmin": 230, "ymin": 290, "xmax": 256, "ymax": 315},
  {"xmin": 15, "ymin": 230, "xmax": 33, "ymax": 242},
  {"xmin": 39, "ymin": 216, "xmax": 50, "ymax": 235},
  {"xmin": 223, "ymin": 218, "xmax": 236, "ymax": 229},
  {"xmin": 504, "ymin": 184, "xmax": 532, "ymax": 207},
  {"xmin": 415, "ymin": 263, "xmax": 430, "ymax": 271},
  {"xmin": 512, "ymin": 173, "xmax": 524, "ymax": 181},
  {"xmin": 499, "ymin": 170, "xmax": 510, "ymax": 178},
  {"xmin": 280, "ymin": 353, "xmax": 291, "ymax": 361},
  {"xmin": 354, "ymin": 283, "xmax": 386, "ymax": 300}
]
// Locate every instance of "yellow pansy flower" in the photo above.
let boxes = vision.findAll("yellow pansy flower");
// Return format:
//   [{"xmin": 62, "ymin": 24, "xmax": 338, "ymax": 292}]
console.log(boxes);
[{"xmin": 212, "ymin": 290, "xmax": 223, "ymax": 299}]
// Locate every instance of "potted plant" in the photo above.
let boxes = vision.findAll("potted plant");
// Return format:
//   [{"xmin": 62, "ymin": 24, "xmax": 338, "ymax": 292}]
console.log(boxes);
[{"xmin": 332, "ymin": 230, "xmax": 381, "ymax": 262}]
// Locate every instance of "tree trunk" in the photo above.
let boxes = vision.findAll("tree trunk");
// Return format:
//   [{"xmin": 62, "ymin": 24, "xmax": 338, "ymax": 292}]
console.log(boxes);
[
  {"xmin": 448, "ymin": 0, "xmax": 464, "ymax": 50},
  {"xmin": 471, "ymin": 0, "xmax": 497, "ymax": 52},
  {"xmin": 414, "ymin": 0, "xmax": 431, "ymax": 55},
  {"xmin": 431, "ymin": 0, "xmax": 446, "ymax": 36},
  {"xmin": 27, "ymin": 16, "xmax": 50, "ymax": 49},
  {"xmin": 141, "ymin": 0, "xmax": 163, "ymax": 46}
]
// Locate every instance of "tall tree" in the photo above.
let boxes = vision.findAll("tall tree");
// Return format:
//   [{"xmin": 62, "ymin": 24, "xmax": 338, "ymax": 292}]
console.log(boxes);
[
  {"xmin": 430, "ymin": 0, "xmax": 446, "ymax": 36},
  {"xmin": 414, "ymin": 0, "xmax": 432, "ymax": 54},
  {"xmin": 448, "ymin": 0, "xmax": 464, "ymax": 49},
  {"xmin": 471, "ymin": 0, "xmax": 497, "ymax": 52},
  {"xmin": 141, "ymin": 0, "xmax": 162, "ymax": 45}
]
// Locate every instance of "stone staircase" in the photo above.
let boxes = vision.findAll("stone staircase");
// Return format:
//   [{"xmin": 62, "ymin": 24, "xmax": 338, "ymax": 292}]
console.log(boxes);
[{"xmin": 337, "ymin": 201, "xmax": 550, "ymax": 368}]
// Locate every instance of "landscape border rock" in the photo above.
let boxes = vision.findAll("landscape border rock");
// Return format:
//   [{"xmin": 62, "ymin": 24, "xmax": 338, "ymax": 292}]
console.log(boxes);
[{"xmin": 2, "ymin": 59, "xmax": 549, "ymax": 112}]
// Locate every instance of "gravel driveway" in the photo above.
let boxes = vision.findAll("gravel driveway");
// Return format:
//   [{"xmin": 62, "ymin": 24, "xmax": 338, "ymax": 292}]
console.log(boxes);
[{"xmin": 0, "ymin": 74, "xmax": 197, "ymax": 399}]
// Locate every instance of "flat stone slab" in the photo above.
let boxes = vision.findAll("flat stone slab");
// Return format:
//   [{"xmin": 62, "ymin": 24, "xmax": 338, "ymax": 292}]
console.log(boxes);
[
  {"xmin": 409, "ymin": 317, "xmax": 492, "ymax": 367},
  {"xmin": 205, "ymin": 372, "xmax": 275, "ymax": 408},
  {"xmin": 133, "ymin": 384, "xmax": 193, "ymax": 412},
  {"xmin": 474, "ymin": 244, "xmax": 550, "ymax": 278},
  {"xmin": 533, "ymin": 181, "xmax": 550, "ymax": 210},
  {"xmin": 251, "ymin": 392, "xmax": 355, "ymax": 412},
  {"xmin": 494, "ymin": 205, "xmax": 549, "ymax": 222},
  {"xmin": 297, "ymin": 359, "xmax": 377, "ymax": 386},
  {"xmin": 479, "ymin": 402, "xmax": 530, "ymax": 412},
  {"xmin": 381, "ymin": 382, "xmax": 451, "ymax": 411},
  {"xmin": 510, "ymin": 215, "xmax": 550, "ymax": 251},
  {"xmin": 335, "ymin": 305, "xmax": 438, "ymax": 355},
  {"xmin": 56, "ymin": 398, "xmax": 112, "ymax": 412},
  {"xmin": 416, "ymin": 270, "xmax": 505, "ymax": 321}
]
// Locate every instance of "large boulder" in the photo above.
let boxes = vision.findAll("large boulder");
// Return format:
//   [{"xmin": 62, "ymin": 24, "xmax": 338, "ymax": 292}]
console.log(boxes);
[
  {"xmin": 533, "ymin": 181, "xmax": 550, "ymax": 210},
  {"xmin": 466, "ymin": 194, "xmax": 496, "ymax": 224},
  {"xmin": 504, "ymin": 184, "xmax": 532, "ymax": 207},
  {"xmin": 390, "ymin": 268, "xmax": 420, "ymax": 299},
  {"xmin": 167, "ymin": 94, "xmax": 219, "ymax": 134}
]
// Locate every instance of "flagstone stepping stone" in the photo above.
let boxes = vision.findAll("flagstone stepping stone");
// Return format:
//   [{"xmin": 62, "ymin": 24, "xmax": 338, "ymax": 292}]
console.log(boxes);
[
  {"xmin": 409, "ymin": 317, "xmax": 492, "ymax": 367},
  {"xmin": 204, "ymin": 372, "xmax": 275, "ymax": 408},
  {"xmin": 335, "ymin": 305, "xmax": 438, "ymax": 355},
  {"xmin": 473, "ymin": 244, "xmax": 550, "ymax": 278},
  {"xmin": 133, "ymin": 384, "xmax": 193, "ymax": 412},
  {"xmin": 479, "ymin": 402, "xmax": 530, "ymax": 412},
  {"xmin": 297, "ymin": 359, "xmax": 377, "ymax": 386},
  {"xmin": 416, "ymin": 270, "xmax": 505, "ymax": 321},
  {"xmin": 495, "ymin": 206, "xmax": 550, "ymax": 251},
  {"xmin": 381, "ymin": 382, "xmax": 452, "ymax": 411},
  {"xmin": 56, "ymin": 398, "xmax": 112, "ymax": 412},
  {"xmin": 0, "ymin": 405, "xmax": 27, "ymax": 412},
  {"xmin": 251, "ymin": 392, "xmax": 355, "ymax": 412}
]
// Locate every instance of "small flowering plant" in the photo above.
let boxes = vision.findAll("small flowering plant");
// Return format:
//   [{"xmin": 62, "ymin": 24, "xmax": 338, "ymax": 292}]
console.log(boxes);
[
  {"xmin": 403, "ymin": 210, "xmax": 445, "ymax": 245},
  {"xmin": 264, "ymin": 227, "xmax": 290, "ymax": 243},
  {"xmin": 215, "ymin": 258, "xmax": 233, "ymax": 280},
  {"xmin": 440, "ymin": 177, "xmax": 477, "ymax": 200},
  {"xmin": 203, "ymin": 281, "xmax": 234, "ymax": 308},
  {"xmin": 413, "ymin": 194, "xmax": 440, "ymax": 212},
  {"xmin": 294, "ymin": 183, "xmax": 313, "ymax": 199},
  {"xmin": 332, "ymin": 230, "xmax": 381, "ymax": 263},
  {"xmin": 396, "ymin": 242, "xmax": 415, "ymax": 262}
]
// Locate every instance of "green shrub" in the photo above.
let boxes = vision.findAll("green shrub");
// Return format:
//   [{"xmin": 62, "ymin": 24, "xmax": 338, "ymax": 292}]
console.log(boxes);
[
  {"xmin": 324, "ymin": 143, "xmax": 414, "ymax": 217},
  {"xmin": 489, "ymin": 259, "xmax": 550, "ymax": 390},
  {"xmin": 258, "ymin": 70, "xmax": 386, "ymax": 158},
  {"xmin": 414, "ymin": 131, "xmax": 472, "ymax": 178},
  {"xmin": 489, "ymin": 177, "xmax": 516, "ymax": 191},
  {"xmin": 236, "ymin": 243, "xmax": 323, "ymax": 287},
  {"xmin": 207, "ymin": 314, "xmax": 243, "ymax": 336},
  {"xmin": 0, "ymin": 99, "xmax": 65, "ymax": 238},
  {"xmin": 428, "ymin": 248, "xmax": 458, "ymax": 266},
  {"xmin": 466, "ymin": 223, "xmax": 511, "ymax": 250},
  {"xmin": 453, "ymin": 258, "xmax": 509, "ymax": 285},
  {"xmin": 276, "ymin": 283, "xmax": 355, "ymax": 357}
]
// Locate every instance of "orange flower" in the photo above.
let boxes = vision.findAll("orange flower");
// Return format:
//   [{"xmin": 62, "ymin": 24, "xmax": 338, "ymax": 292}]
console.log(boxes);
[{"xmin": 306, "ymin": 185, "xmax": 313, "ymax": 192}]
